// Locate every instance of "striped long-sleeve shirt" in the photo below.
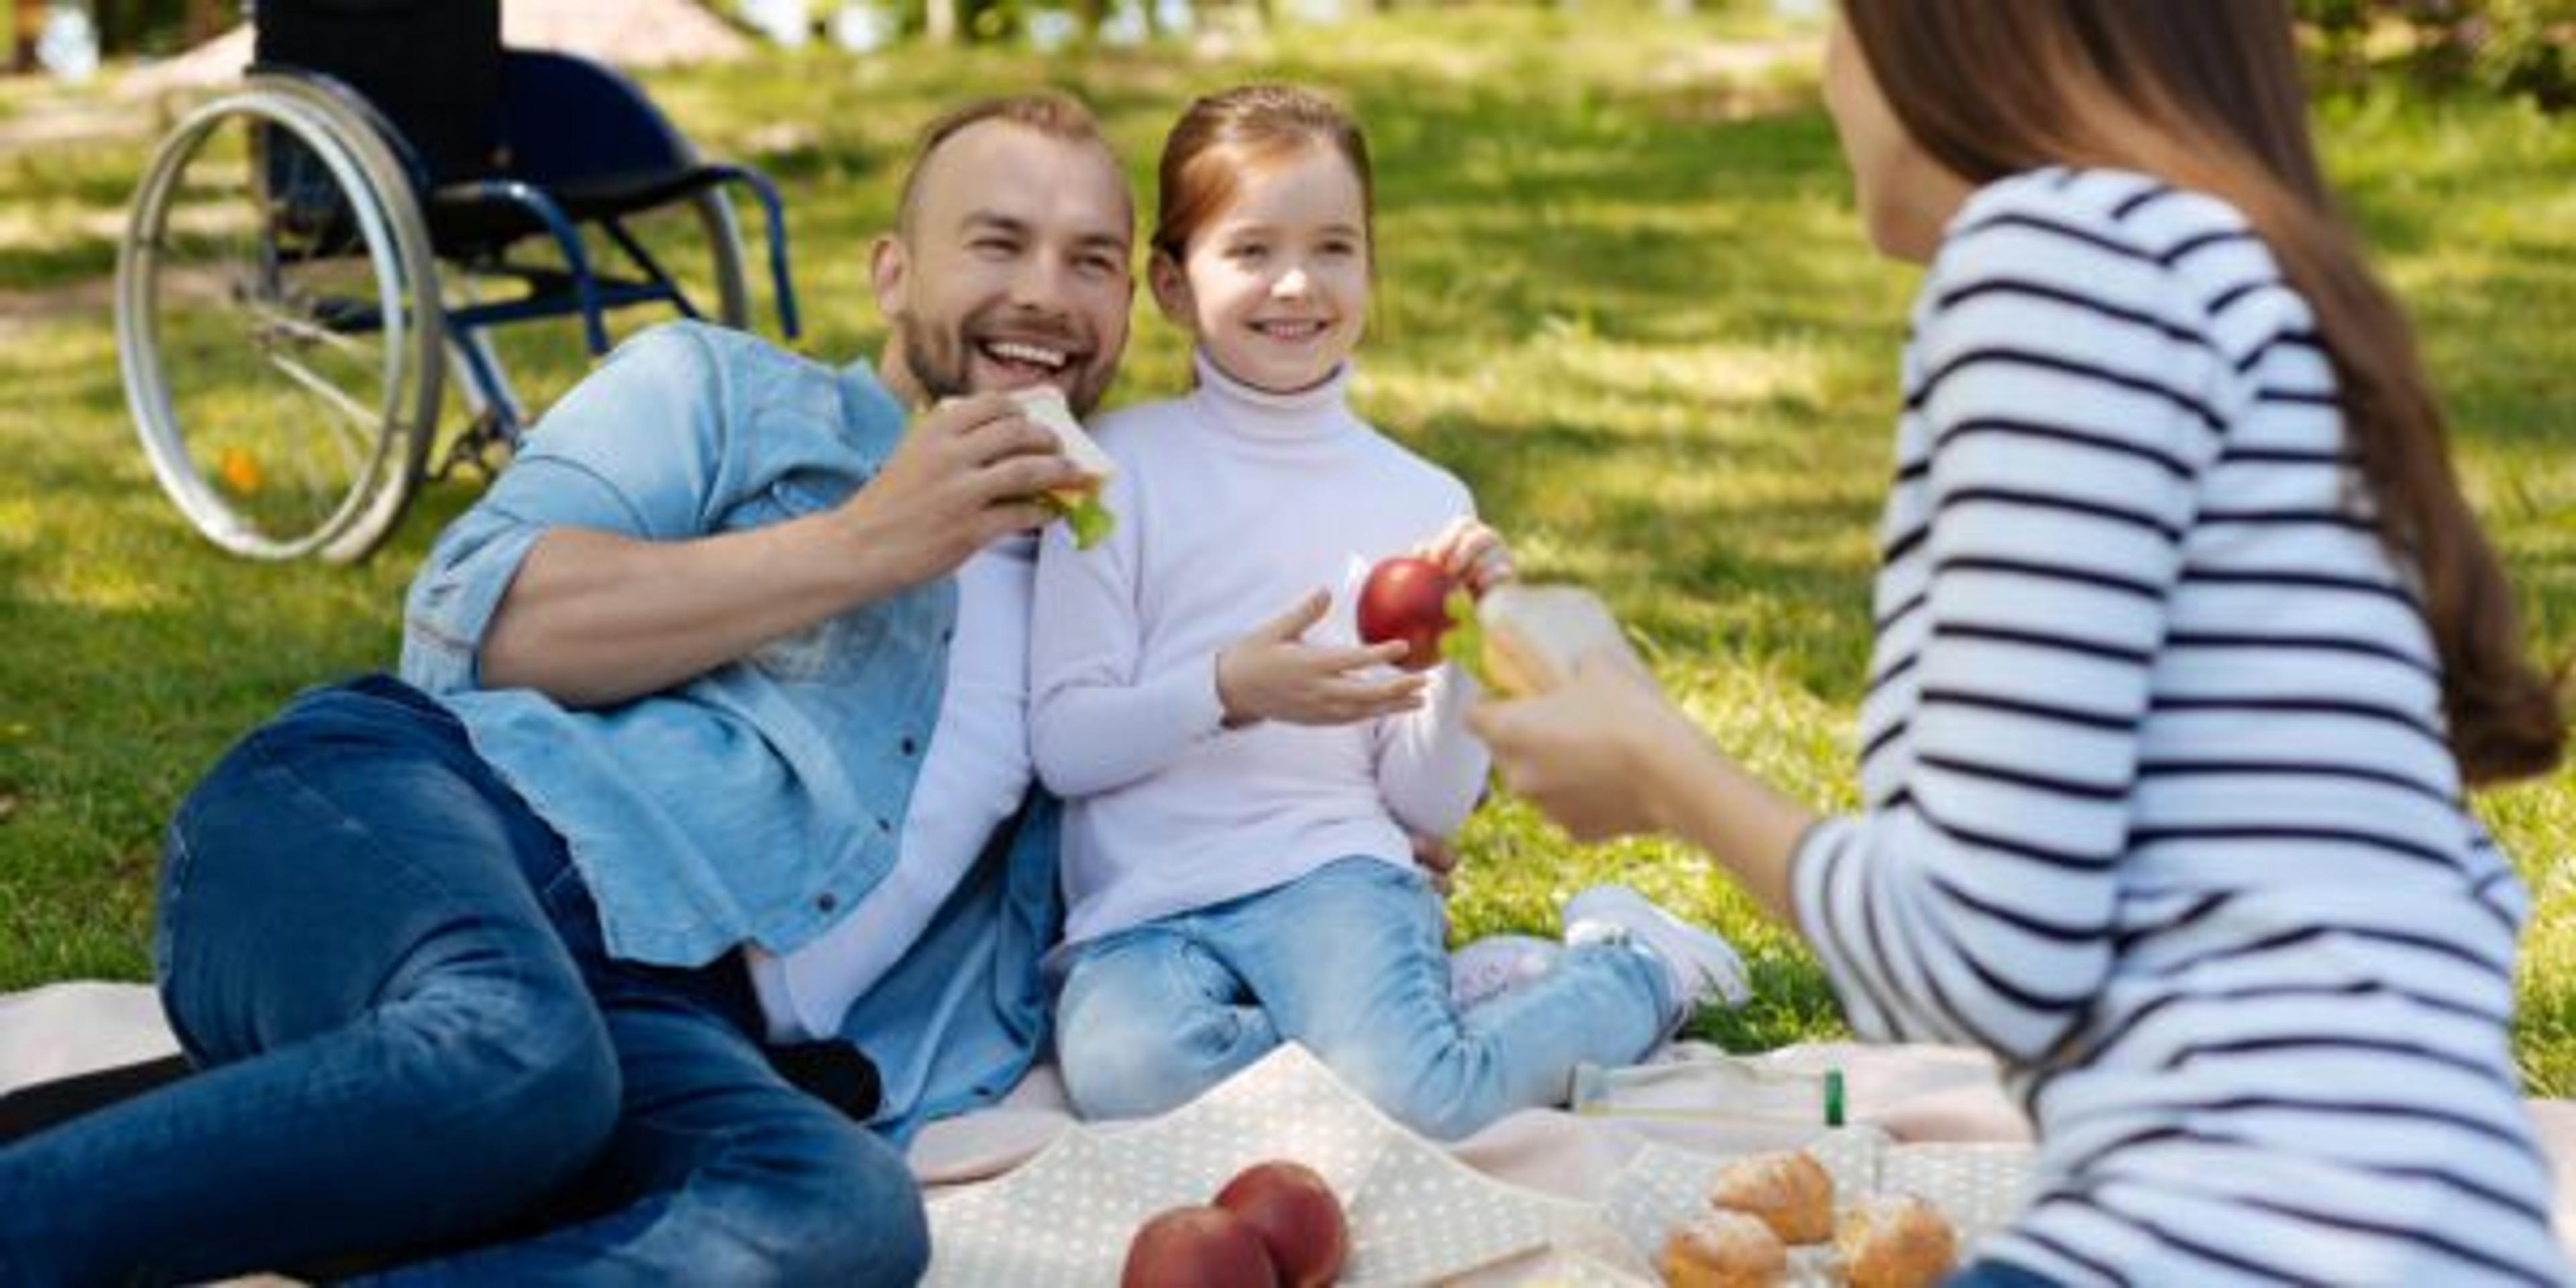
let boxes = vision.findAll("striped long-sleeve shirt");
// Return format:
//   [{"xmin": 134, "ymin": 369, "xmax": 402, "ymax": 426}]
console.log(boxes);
[{"xmin": 1790, "ymin": 168, "xmax": 2569, "ymax": 1285}]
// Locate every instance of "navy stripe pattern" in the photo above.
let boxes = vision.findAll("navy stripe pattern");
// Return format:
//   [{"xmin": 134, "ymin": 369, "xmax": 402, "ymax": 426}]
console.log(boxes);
[{"xmin": 1790, "ymin": 168, "xmax": 2564, "ymax": 1285}]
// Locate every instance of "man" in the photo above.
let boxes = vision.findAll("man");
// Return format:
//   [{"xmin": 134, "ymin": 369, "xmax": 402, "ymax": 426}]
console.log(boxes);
[{"xmin": 0, "ymin": 93, "xmax": 1132, "ymax": 1285}]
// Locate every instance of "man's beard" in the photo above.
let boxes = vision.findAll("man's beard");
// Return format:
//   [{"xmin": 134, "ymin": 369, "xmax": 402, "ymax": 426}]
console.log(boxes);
[
  {"xmin": 894, "ymin": 308, "xmax": 1106, "ymax": 417},
  {"xmin": 896, "ymin": 311, "xmax": 974, "ymax": 405}
]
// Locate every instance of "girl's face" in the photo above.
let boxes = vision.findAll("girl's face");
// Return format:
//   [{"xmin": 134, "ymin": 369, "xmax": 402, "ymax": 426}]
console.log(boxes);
[
  {"xmin": 1152, "ymin": 143, "xmax": 1369, "ymax": 394},
  {"xmin": 1823, "ymin": 13, "xmax": 1969, "ymax": 264}
]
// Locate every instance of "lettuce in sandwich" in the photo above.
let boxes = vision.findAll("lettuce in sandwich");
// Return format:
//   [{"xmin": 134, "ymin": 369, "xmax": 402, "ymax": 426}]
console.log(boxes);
[{"xmin": 1008, "ymin": 386, "xmax": 1116, "ymax": 549}]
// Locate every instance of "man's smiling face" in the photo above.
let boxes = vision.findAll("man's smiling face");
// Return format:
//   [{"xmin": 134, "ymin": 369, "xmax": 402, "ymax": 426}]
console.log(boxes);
[{"xmin": 873, "ymin": 120, "xmax": 1135, "ymax": 417}]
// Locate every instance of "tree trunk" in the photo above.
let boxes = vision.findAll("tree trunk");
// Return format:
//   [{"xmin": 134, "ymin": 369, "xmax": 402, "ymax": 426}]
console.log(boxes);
[
  {"xmin": 13, "ymin": 0, "xmax": 44, "ymax": 72},
  {"xmin": 926, "ymin": 0, "xmax": 958, "ymax": 43},
  {"xmin": 186, "ymin": 0, "xmax": 225, "ymax": 44}
]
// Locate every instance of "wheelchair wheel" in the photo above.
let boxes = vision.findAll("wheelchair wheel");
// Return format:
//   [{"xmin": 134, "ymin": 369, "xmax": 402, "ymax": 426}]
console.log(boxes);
[{"xmin": 117, "ymin": 81, "xmax": 443, "ymax": 563}]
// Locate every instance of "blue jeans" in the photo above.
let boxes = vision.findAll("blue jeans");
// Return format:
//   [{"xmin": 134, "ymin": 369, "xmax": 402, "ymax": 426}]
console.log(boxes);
[
  {"xmin": 1055, "ymin": 857, "xmax": 1669, "ymax": 1140},
  {"xmin": 0, "ymin": 677, "xmax": 928, "ymax": 1286}
]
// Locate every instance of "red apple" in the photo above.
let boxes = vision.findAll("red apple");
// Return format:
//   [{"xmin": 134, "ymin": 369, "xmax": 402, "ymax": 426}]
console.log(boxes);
[
  {"xmin": 1121, "ymin": 1204, "xmax": 1280, "ymax": 1288},
  {"xmin": 1214, "ymin": 1161, "xmax": 1348, "ymax": 1288},
  {"xmin": 1356, "ymin": 555, "xmax": 1458, "ymax": 672}
]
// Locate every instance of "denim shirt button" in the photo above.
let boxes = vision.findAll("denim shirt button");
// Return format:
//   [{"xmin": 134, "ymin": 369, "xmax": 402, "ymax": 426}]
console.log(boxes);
[
  {"xmin": 899, "ymin": 736, "xmax": 918, "ymax": 757},
  {"xmin": 815, "ymin": 891, "xmax": 839, "ymax": 913},
  {"xmin": 875, "ymin": 815, "xmax": 892, "ymax": 833}
]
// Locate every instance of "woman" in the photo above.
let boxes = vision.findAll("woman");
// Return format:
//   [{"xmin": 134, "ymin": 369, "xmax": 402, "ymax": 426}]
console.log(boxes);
[{"xmin": 1468, "ymin": 2, "xmax": 2569, "ymax": 1283}]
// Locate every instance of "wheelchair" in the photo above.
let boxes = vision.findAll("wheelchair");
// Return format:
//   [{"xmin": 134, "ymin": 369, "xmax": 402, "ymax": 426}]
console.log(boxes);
[{"xmin": 115, "ymin": 0, "xmax": 800, "ymax": 562}]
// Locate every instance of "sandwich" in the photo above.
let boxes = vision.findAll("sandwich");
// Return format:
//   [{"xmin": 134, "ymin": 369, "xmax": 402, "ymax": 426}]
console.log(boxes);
[{"xmin": 1008, "ymin": 386, "xmax": 1116, "ymax": 549}]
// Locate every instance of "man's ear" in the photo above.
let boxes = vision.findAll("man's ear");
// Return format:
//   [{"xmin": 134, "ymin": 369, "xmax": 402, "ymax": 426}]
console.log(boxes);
[
  {"xmin": 1147, "ymin": 251, "xmax": 1193, "ymax": 327},
  {"xmin": 869, "ymin": 233, "xmax": 908, "ymax": 319}
]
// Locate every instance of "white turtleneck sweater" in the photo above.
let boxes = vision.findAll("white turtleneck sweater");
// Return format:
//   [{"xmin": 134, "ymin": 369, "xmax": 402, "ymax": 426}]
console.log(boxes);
[{"xmin": 1030, "ymin": 354, "xmax": 1490, "ymax": 948}]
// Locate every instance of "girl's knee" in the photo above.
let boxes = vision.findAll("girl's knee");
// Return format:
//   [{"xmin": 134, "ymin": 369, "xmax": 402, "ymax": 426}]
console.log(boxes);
[{"xmin": 1058, "ymin": 1008, "xmax": 1268, "ymax": 1121}]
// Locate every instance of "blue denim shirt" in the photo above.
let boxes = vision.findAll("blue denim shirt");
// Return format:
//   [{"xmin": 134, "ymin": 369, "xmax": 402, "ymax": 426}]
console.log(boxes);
[{"xmin": 400, "ymin": 321, "xmax": 1059, "ymax": 1138}]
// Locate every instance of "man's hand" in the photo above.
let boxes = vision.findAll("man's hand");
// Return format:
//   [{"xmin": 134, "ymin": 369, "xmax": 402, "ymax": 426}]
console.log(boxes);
[
  {"xmin": 1216, "ymin": 590, "xmax": 1426, "ymax": 727},
  {"xmin": 832, "ymin": 393, "xmax": 1091, "ymax": 587}
]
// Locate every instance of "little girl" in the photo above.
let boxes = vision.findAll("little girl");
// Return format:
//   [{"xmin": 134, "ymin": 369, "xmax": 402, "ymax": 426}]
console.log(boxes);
[{"xmin": 1028, "ymin": 85, "xmax": 1748, "ymax": 1139}]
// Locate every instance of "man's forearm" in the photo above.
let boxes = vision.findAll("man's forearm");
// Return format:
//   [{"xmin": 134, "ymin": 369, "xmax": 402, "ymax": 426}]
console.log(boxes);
[{"xmin": 478, "ymin": 516, "xmax": 909, "ymax": 708}]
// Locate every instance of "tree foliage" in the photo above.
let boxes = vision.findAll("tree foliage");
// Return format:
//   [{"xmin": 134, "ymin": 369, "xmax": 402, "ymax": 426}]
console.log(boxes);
[
  {"xmin": 2297, "ymin": 0, "xmax": 2575, "ymax": 107},
  {"xmin": 55, "ymin": 0, "xmax": 2572, "ymax": 112}
]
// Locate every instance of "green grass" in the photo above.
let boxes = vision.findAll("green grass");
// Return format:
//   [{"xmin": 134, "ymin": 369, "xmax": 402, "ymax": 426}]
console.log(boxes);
[{"xmin": 3, "ymin": 6, "xmax": 2572, "ymax": 1087}]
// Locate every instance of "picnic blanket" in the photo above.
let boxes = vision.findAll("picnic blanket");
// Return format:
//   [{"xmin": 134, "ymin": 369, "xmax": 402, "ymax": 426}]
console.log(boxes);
[{"xmin": 11, "ymin": 981, "xmax": 2576, "ymax": 1280}]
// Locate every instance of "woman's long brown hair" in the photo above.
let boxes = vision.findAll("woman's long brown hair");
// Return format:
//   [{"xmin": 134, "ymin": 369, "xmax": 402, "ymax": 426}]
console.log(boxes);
[{"xmin": 1841, "ymin": 0, "xmax": 2564, "ymax": 785}]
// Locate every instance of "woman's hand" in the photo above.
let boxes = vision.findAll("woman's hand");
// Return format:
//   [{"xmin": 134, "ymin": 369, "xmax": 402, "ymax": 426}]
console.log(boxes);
[
  {"xmin": 1465, "ymin": 650, "xmax": 1680, "ymax": 841},
  {"xmin": 1415, "ymin": 517, "xmax": 1517, "ymax": 596},
  {"xmin": 1469, "ymin": 649, "xmax": 1818, "ymax": 922},
  {"xmin": 1217, "ymin": 590, "xmax": 1428, "ymax": 727}
]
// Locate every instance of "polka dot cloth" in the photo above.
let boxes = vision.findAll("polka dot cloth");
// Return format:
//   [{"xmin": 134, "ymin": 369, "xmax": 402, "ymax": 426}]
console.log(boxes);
[
  {"xmin": 1878, "ymin": 1141, "xmax": 2033, "ymax": 1240},
  {"xmin": 925, "ymin": 1044, "xmax": 2033, "ymax": 1285},
  {"xmin": 928, "ymin": 1044, "xmax": 1575, "ymax": 1285}
]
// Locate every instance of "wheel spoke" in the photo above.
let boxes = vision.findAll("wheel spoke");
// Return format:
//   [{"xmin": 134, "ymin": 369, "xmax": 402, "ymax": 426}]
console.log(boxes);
[
  {"xmin": 242, "ymin": 297, "xmax": 374, "ymax": 359},
  {"xmin": 262, "ymin": 347, "xmax": 379, "ymax": 459}
]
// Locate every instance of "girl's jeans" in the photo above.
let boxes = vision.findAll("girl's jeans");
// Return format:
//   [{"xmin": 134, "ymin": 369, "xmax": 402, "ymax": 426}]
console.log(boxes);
[{"xmin": 1055, "ymin": 856, "xmax": 1670, "ymax": 1140}]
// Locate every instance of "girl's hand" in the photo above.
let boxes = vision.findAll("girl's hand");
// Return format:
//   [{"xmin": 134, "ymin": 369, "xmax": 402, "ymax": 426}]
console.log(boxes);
[
  {"xmin": 1466, "ymin": 651, "xmax": 1684, "ymax": 841},
  {"xmin": 1218, "ymin": 590, "xmax": 1427, "ymax": 727},
  {"xmin": 1409, "ymin": 831, "xmax": 1459, "ymax": 898},
  {"xmin": 1415, "ymin": 518, "xmax": 1516, "ymax": 597}
]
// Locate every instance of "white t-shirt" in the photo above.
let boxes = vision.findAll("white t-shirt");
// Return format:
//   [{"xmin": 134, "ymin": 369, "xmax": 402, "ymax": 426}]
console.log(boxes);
[
  {"xmin": 747, "ymin": 533, "xmax": 1036, "ymax": 1042},
  {"xmin": 1028, "ymin": 354, "xmax": 1490, "ymax": 947}
]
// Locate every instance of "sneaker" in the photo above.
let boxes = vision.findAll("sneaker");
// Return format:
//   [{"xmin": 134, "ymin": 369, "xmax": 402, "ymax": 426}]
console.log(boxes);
[
  {"xmin": 1562, "ymin": 884, "xmax": 1752, "ymax": 1026},
  {"xmin": 1448, "ymin": 934, "xmax": 1564, "ymax": 1011}
]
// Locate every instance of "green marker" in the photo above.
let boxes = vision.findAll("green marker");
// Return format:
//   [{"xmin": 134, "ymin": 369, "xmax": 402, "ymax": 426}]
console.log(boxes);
[{"xmin": 1824, "ymin": 1069, "xmax": 1846, "ymax": 1128}]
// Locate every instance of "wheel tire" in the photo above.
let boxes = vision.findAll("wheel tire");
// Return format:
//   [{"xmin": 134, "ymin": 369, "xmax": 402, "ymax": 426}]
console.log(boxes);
[{"xmin": 117, "ymin": 80, "xmax": 444, "ymax": 563}]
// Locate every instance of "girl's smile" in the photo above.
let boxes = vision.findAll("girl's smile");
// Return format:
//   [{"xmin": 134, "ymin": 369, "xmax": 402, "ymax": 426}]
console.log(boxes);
[{"xmin": 1155, "ymin": 144, "xmax": 1371, "ymax": 394}]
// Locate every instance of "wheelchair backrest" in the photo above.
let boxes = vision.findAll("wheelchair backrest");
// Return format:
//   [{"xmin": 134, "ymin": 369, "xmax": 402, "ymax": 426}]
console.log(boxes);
[{"xmin": 252, "ymin": 0, "xmax": 505, "ymax": 186}]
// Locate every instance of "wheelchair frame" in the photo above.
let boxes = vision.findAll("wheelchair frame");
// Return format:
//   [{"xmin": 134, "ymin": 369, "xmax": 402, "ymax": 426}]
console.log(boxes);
[{"xmin": 117, "ymin": 17, "xmax": 800, "ymax": 563}]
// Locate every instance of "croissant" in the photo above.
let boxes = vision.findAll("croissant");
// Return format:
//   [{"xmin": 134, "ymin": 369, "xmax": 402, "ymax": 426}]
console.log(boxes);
[
  {"xmin": 1705, "ymin": 1149, "xmax": 1835, "ymax": 1244},
  {"xmin": 1834, "ymin": 1191, "xmax": 1957, "ymax": 1288},
  {"xmin": 1660, "ymin": 1208, "xmax": 1788, "ymax": 1287}
]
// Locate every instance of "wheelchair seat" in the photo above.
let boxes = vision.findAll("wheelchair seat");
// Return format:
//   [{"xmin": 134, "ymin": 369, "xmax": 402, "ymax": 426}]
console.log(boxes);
[{"xmin": 424, "ymin": 49, "xmax": 749, "ymax": 263}]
